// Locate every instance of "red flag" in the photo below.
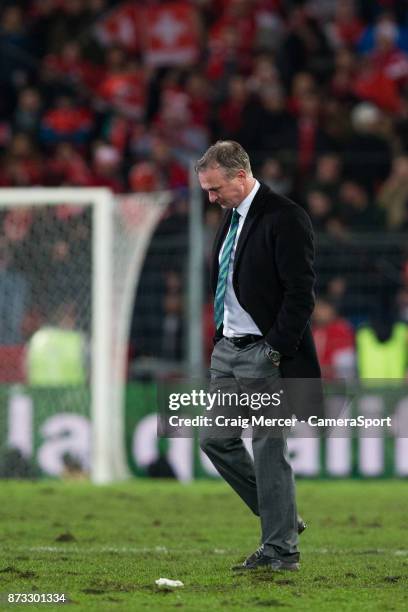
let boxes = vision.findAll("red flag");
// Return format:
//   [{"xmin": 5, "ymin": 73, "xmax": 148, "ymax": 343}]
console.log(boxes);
[
  {"xmin": 95, "ymin": 2, "xmax": 142, "ymax": 54},
  {"xmin": 144, "ymin": 2, "xmax": 199, "ymax": 67}
]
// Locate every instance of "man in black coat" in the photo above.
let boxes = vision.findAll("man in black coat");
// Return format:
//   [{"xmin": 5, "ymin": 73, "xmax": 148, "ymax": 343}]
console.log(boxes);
[{"xmin": 196, "ymin": 141, "xmax": 321, "ymax": 572}]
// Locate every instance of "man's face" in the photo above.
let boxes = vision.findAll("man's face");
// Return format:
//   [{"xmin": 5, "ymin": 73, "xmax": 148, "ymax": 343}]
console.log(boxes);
[{"xmin": 198, "ymin": 166, "xmax": 246, "ymax": 209}]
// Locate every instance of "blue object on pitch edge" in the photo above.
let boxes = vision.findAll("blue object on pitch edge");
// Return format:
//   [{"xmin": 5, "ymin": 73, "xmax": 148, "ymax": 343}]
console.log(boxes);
[{"xmin": 214, "ymin": 209, "xmax": 240, "ymax": 330}]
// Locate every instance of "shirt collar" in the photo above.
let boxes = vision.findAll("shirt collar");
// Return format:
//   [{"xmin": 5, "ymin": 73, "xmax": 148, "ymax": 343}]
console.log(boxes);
[{"xmin": 236, "ymin": 179, "xmax": 260, "ymax": 219}]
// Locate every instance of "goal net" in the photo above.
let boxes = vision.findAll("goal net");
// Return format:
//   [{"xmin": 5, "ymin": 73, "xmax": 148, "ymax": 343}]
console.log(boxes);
[{"xmin": 0, "ymin": 188, "xmax": 171, "ymax": 483}]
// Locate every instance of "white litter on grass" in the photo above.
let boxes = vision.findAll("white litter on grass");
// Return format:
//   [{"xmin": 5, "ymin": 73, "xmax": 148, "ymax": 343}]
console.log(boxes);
[
  {"xmin": 154, "ymin": 546, "xmax": 168, "ymax": 554},
  {"xmin": 213, "ymin": 548, "xmax": 226, "ymax": 554},
  {"xmin": 155, "ymin": 578, "xmax": 184, "ymax": 589}
]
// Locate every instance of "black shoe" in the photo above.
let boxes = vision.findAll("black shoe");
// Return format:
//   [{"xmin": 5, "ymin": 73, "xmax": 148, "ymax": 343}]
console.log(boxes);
[
  {"xmin": 264, "ymin": 558, "xmax": 300, "ymax": 571},
  {"xmin": 233, "ymin": 551, "xmax": 300, "ymax": 571},
  {"xmin": 231, "ymin": 546, "xmax": 264, "ymax": 570},
  {"xmin": 231, "ymin": 519, "xmax": 305, "ymax": 571}
]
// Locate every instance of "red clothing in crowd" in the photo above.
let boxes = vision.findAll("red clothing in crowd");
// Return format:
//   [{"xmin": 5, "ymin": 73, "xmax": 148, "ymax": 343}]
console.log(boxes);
[
  {"xmin": 97, "ymin": 70, "xmax": 146, "ymax": 119},
  {"xmin": 47, "ymin": 150, "xmax": 92, "ymax": 186},
  {"xmin": 353, "ymin": 66, "xmax": 401, "ymax": 113},
  {"xmin": 298, "ymin": 117, "xmax": 317, "ymax": 175},
  {"xmin": 218, "ymin": 96, "xmax": 246, "ymax": 135},
  {"xmin": 370, "ymin": 48, "xmax": 408, "ymax": 87},
  {"xmin": 44, "ymin": 53, "xmax": 103, "ymax": 92},
  {"xmin": 88, "ymin": 173, "xmax": 124, "ymax": 193},
  {"xmin": 313, "ymin": 318, "xmax": 355, "ymax": 379},
  {"xmin": 41, "ymin": 107, "xmax": 93, "ymax": 136},
  {"xmin": 328, "ymin": 15, "xmax": 364, "ymax": 47}
]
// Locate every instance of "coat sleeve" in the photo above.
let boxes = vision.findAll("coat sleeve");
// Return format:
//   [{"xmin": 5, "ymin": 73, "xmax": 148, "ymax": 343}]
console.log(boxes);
[{"xmin": 265, "ymin": 205, "xmax": 316, "ymax": 357}]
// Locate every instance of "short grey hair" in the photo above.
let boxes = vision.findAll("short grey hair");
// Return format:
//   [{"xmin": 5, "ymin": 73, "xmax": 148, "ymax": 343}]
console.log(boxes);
[{"xmin": 195, "ymin": 140, "xmax": 252, "ymax": 177}]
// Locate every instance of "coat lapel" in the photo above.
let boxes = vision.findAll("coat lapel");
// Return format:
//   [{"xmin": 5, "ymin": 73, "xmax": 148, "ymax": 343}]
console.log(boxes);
[
  {"xmin": 233, "ymin": 182, "xmax": 267, "ymax": 274},
  {"xmin": 210, "ymin": 208, "xmax": 232, "ymax": 293}
]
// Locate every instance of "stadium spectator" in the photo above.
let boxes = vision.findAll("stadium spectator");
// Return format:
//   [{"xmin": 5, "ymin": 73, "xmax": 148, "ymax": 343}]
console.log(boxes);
[
  {"xmin": 246, "ymin": 54, "xmax": 280, "ymax": 96},
  {"xmin": 36, "ymin": 0, "xmax": 90, "ymax": 54},
  {"xmin": 30, "ymin": 0, "xmax": 65, "ymax": 59},
  {"xmin": 291, "ymin": 90, "xmax": 329, "ymax": 179},
  {"xmin": 0, "ymin": 5, "xmax": 33, "ymax": 90},
  {"xmin": 185, "ymin": 73, "xmax": 211, "ymax": 128},
  {"xmin": 287, "ymin": 71, "xmax": 317, "ymax": 115},
  {"xmin": 3, "ymin": 207, "xmax": 34, "ymax": 246},
  {"xmin": 320, "ymin": 97, "xmax": 350, "ymax": 151},
  {"xmin": 0, "ymin": 0, "xmax": 408, "ymax": 371},
  {"xmin": 329, "ymin": 47, "xmax": 357, "ymax": 102},
  {"xmin": 0, "ymin": 132, "xmax": 43, "ymax": 186},
  {"xmin": 306, "ymin": 153, "xmax": 342, "ymax": 202},
  {"xmin": 0, "ymin": 238, "xmax": 29, "ymax": 344},
  {"xmin": 128, "ymin": 161, "xmax": 162, "ymax": 193},
  {"xmin": 258, "ymin": 157, "xmax": 293, "ymax": 197},
  {"xmin": 149, "ymin": 137, "xmax": 189, "ymax": 189},
  {"xmin": 206, "ymin": 8, "xmax": 250, "ymax": 81},
  {"xmin": 43, "ymin": 40, "xmax": 103, "ymax": 94},
  {"xmin": 356, "ymin": 318, "xmax": 408, "ymax": 379},
  {"xmin": 343, "ymin": 102, "xmax": 391, "ymax": 193},
  {"xmin": 47, "ymin": 142, "xmax": 92, "ymax": 187},
  {"xmin": 39, "ymin": 95, "xmax": 94, "ymax": 146},
  {"xmin": 278, "ymin": 3, "xmax": 332, "ymax": 86},
  {"xmin": 13, "ymin": 87, "xmax": 42, "ymax": 136},
  {"xmin": 96, "ymin": 46, "xmax": 146, "ymax": 119},
  {"xmin": 239, "ymin": 84, "xmax": 293, "ymax": 166},
  {"xmin": 377, "ymin": 155, "xmax": 408, "ymax": 230},
  {"xmin": 89, "ymin": 142, "xmax": 124, "ymax": 192},
  {"xmin": 26, "ymin": 302, "xmax": 87, "ymax": 386},
  {"xmin": 357, "ymin": 12, "xmax": 408, "ymax": 55},
  {"xmin": 325, "ymin": 0, "xmax": 364, "ymax": 49},
  {"xmin": 353, "ymin": 54, "xmax": 402, "ymax": 113},
  {"xmin": 305, "ymin": 189, "xmax": 335, "ymax": 232},
  {"xmin": 154, "ymin": 82, "xmax": 209, "ymax": 164},
  {"xmin": 337, "ymin": 180, "xmax": 385, "ymax": 231},
  {"xmin": 312, "ymin": 296, "xmax": 355, "ymax": 379},
  {"xmin": 217, "ymin": 75, "xmax": 248, "ymax": 139},
  {"xmin": 366, "ymin": 16, "xmax": 408, "ymax": 90}
]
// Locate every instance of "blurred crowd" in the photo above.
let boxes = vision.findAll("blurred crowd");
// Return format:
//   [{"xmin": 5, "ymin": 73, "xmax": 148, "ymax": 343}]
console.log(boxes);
[
  {"xmin": 1, "ymin": 0, "xmax": 408, "ymax": 222},
  {"xmin": 0, "ymin": 0, "xmax": 407, "ymax": 378}
]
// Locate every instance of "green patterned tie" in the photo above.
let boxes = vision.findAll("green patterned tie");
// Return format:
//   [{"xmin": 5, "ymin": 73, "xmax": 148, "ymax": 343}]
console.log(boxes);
[{"xmin": 214, "ymin": 209, "xmax": 240, "ymax": 330}]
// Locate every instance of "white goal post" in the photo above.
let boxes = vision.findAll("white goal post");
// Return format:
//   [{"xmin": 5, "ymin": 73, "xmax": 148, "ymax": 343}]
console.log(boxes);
[{"xmin": 0, "ymin": 187, "xmax": 171, "ymax": 483}]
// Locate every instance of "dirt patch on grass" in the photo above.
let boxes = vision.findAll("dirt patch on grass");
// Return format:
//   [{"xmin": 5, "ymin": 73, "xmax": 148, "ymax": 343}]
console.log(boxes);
[
  {"xmin": 384, "ymin": 576, "xmax": 402, "ymax": 583},
  {"xmin": 0, "ymin": 566, "xmax": 37, "ymax": 579},
  {"xmin": 249, "ymin": 597, "xmax": 286, "ymax": 607},
  {"xmin": 55, "ymin": 532, "xmax": 76, "ymax": 542}
]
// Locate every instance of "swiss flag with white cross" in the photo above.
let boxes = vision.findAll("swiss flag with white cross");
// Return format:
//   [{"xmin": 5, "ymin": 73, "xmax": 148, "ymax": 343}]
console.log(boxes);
[
  {"xmin": 95, "ymin": 2, "xmax": 142, "ymax": 53},
  {"xmin": 143, "ymin": 1, "xmax": 199, "ymax": 67}
]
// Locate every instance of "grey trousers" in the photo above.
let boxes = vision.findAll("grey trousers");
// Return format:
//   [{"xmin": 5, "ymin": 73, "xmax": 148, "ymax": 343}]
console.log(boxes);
[{"xmin": 199, "ymin": 337, "xmax": 299, "ymax": 562}]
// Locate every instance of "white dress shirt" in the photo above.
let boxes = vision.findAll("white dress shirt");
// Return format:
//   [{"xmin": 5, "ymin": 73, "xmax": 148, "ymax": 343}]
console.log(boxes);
[{"xmin": 219, "ymin": 179, "xmax": 262, "ymax": 337}]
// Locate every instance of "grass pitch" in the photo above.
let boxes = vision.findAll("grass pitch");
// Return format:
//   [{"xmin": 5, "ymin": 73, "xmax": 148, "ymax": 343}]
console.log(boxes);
[{"xmin": 0, "ymin": 479, "xmax": 407, "ymax": 611}]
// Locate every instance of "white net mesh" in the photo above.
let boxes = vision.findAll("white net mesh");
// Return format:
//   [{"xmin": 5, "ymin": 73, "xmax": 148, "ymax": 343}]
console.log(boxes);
[{"xmin": 0, "ymin": 189, "xmax": 170, "ymax": 481}]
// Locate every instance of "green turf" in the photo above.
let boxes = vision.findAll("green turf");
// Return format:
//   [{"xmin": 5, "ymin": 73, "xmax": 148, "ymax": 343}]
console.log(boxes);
[{"xmin": 0, "ymin": 480, "xmax": 407, "ymax": 611}]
